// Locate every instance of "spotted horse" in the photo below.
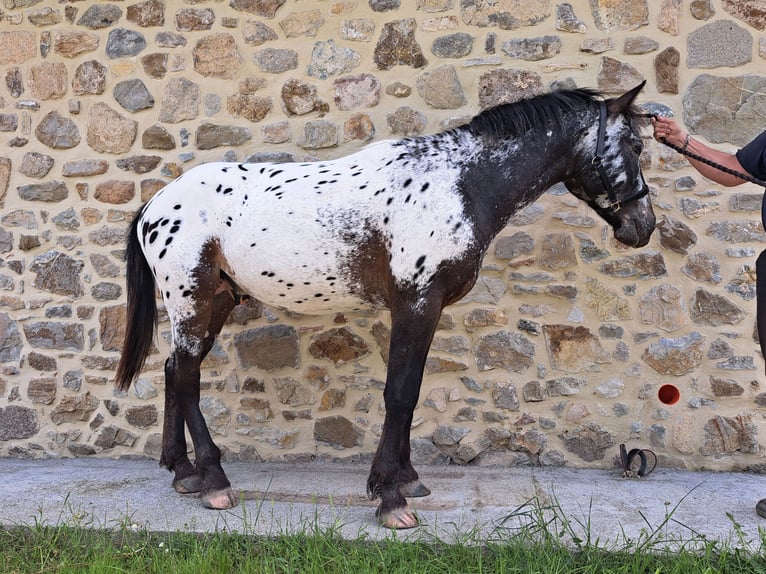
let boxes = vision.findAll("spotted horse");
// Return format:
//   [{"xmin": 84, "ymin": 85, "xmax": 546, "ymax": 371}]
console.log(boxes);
[{"xmin": 115, "ymin": 81, "xmax": 656, "ymax": 529}]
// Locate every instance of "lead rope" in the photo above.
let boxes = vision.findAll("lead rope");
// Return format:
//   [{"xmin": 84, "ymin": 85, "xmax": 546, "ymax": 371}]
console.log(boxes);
[
  {"xmin": 658, "ymin": 135, "xmax": 766, "ymax": 188},
  {"xmin": 619, "ymin": 444, "xmax": 657, "ymax": 478}
]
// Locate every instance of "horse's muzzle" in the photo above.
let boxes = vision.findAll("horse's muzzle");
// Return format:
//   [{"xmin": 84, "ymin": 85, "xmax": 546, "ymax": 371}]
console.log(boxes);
[{"xmin": 612, "ymin": 197, "xmax": 656, "ymax": 247}]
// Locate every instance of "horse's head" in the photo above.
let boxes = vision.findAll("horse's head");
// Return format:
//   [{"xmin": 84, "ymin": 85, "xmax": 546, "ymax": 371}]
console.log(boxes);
[{"xmin": 564, "ymin": 81, "xmax": 655, "ymax": 247}]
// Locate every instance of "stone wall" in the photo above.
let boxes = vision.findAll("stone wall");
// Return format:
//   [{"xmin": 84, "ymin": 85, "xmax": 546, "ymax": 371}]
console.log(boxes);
[{"xmin": 1, "ymin": 0, "xmax": 766, "ymax": 473}]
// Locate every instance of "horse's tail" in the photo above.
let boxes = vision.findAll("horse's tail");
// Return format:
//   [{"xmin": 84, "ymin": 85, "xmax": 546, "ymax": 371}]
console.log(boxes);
[{"xmin": 115, "ymin": 206, "xmax": 157, "ymax": 392}]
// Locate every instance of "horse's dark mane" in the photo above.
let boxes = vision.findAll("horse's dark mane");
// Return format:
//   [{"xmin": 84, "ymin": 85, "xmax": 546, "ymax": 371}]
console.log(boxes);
[{"xmin": 460, "ymin": 88, "xmax": 639, "ymax": 141}]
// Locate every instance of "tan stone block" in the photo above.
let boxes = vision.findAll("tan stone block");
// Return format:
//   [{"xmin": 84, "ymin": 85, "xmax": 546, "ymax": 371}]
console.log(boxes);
[
  {"xmin": 0, "ymin": 31, "xmax": 35, "ymax": 65},
  {"xmin": 54, "ymin": 32, "xmax": 98, "ymax": 58}
]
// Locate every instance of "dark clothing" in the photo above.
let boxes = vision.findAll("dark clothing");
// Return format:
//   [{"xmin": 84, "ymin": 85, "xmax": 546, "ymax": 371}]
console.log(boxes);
[
  {"xmin": 738, "ymin": 130, "xmax": 766, "ymax": 375},
  {"xmin": 736, "ymin": 130, "xmax": 766, "ymax": 180}
]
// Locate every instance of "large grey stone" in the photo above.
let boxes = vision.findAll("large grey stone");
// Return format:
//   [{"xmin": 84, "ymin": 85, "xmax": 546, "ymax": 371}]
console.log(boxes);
[
  {"xmin": 590, "ymin": 0, "xmax": 648, "ymax": 32},
  {"xmin": 229, "ymin": 0, "xmax": 285, "ymax": 18},
  {"xmin": 23, "ymin": 322, "xmax": 85, "ymax": 351},
  {"xmin": 254, "ymin": 48, "xmax": 298, "ymax": 73},
  {"xmin": 416, "ymin": 65, "xmax": 465, "ymax": 109},
  {"xmin": 30, "ymin": 250, "xmax": 83, "ymax": 296},
  {"xmin": 235, "ymin": 325, "xmax": 299, "ymax": 371},
  {"xmin": 474, "ymin": 330, "xmax": 534, "ymax": 372},
  {"xmin": 559, "ymin": 422, "xmax": 614, "ymax": 462},
  {"xmin": 113, "ymin": 79, "xmax": 154, "ymax": 112},
  {"xmin": 158, "ymin": 78, "xmax": 200, "ymax": 123},
  {"xmin": 501, "ymin": 36, "xmax": 561, "ymax": 60},
  {"xmin": 17, "ymin": 180, "xmax": 68, "ymax": 202},
  {"xmin": 195, "ymin": 123, "xmax": 252, "ymax": 150},
  {"xmin": 0, "ymin": 406, "xmax": 38, "ymax": 440},
  {"xmin": 689, "ymin": 289, "xmax": 746, "ymax": 326},
  {"xmin": 597, "ymin": 56, "xmax": 644, "ymax": 93},
  {"xmin": 77, "ymin": 4, "xmax": 122, "ymax": 29},
  {"xmin": 461, "ymin": 0, "xmax": 550, "ymax": 29},
  {"xmin": 0, "ymin": 313, "xmax": 22, "ymax": 363},
  {"xmin": 688, "ymin": 20, "xmax": 751, "ymax": 69},
  {"xmin": 478, "ymin": 68, "xmax": 543, "ymax": 109},
  {"xmin": 431, "ymin": 33, "xmax": 474, "ymax": 58},
  {"xmin": 684, "ymin": 75, "xmax": 766, "ymax": 146},
  {"xmin": 556, "ymin": 3, "xmax": 587, "ymax": 33},
  {"xmin": 296, "ymin": 120, "xmax": 337, "ymax": 149},
  {"xmin": 35, "ymin": 111, "xmax": 80, "ymax": 149},
  {"xmin": 386, "ymin": 107, "xmax": 426, "ymax": 136},
  {"xmin": 307, "ymin": 40, "xmax": 360, "ymax": 79},
  {"xmin": 105, "ymin": 28, "xmax": 146, "ymax": 58},
  {"xmin": 19, "ymin": 152, "xmax": 54, "ymax": 178},
  {"xmin": 314, "ymin": 416, "xmax": 364, "ymax": 449}
]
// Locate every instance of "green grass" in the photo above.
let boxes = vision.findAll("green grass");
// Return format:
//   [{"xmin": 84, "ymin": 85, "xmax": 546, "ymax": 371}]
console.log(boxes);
[{"xmin": 3, "ymin": 495, "xmax": 766, "ymax": 574}]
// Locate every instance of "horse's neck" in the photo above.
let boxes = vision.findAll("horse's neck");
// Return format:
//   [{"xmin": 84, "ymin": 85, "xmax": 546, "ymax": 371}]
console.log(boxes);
[{"xmin": 457, "ymin": 126, "xmax": 579, "ymax": 241}]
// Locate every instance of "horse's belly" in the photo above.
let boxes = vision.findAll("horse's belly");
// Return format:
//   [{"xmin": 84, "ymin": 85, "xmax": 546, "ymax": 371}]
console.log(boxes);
[{"xmin": 219, "ymin": 235, "xmax": 373, "ymax": 314}]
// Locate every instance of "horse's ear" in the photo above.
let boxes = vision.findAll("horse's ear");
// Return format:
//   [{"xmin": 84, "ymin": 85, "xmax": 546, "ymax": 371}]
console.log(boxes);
[{"xmin": 606, "ymin": 80, "xmax": 646, "ymax": 116}]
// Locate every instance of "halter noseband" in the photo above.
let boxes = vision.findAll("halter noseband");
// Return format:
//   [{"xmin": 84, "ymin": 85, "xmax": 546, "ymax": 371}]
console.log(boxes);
[{"xmin": 591, "ymin": 100, "xmax": 649, "ymax": 214}]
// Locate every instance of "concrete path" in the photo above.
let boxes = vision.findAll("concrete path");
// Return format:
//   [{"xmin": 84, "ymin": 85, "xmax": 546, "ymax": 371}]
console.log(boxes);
[{"xmin": 0, "ymin": 458, "xmax": 764, "ymax": 547}]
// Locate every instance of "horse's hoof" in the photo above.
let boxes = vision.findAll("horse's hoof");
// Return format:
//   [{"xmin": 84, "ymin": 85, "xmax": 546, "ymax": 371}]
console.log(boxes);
[
  {"xmin": 201, "ymin": 487, "xmax": 237, "ymax": 510},
  {"xmin": 756, "ymin": 499, "xmax": 766, "ymax": 518},
  {"xmin": 376, "ymin": 504, "xmax": 419, "ymax": 529},
  {"xmin": 173, "ymin": 475, "xmax": 203, "ymax": 494},
  {"xmin": 400, "ymin": 479, "xmax": 431, "ymax": 498}
]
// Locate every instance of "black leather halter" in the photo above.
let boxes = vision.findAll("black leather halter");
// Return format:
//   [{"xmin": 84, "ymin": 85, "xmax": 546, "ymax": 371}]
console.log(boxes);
[{"xmin": 591, "ymin": 100, "xmax": 649, "ymax": 214}]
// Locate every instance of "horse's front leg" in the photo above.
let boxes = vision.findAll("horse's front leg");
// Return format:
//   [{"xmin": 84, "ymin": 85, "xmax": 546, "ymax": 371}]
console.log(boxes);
[{"xmin": 367, "ymin": 299, "xmax": 442, "ymax": 529}]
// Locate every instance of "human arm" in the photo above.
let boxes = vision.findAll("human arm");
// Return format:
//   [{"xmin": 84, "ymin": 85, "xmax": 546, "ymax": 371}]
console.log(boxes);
[{"xmin": 651, "ymin": 116, "xmax": 751, "ymax": 187}]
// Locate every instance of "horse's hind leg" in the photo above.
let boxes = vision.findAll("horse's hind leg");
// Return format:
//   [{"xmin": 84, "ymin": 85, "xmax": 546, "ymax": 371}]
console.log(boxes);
[
  {"xmin": 161, "ymin": 266, "xmax": 239, "ymax": 507},
  {"xmin": 162, "ymin": 354, "xmax": 201, "ymax": 494},
  {"xmin": 162, "ymin": 283, "xmax": 239, "ymax": 495}
]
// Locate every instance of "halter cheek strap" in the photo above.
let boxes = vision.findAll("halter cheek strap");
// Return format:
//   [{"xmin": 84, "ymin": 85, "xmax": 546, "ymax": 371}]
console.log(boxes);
[{"xmin": 592, "ymin": 100, "xmax": 649, "ymax": 214}]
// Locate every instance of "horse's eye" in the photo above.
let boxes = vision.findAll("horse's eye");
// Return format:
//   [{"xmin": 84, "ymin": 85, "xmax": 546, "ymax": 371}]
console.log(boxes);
[{"xmin": 633, "ymin": 141, "xmax": 643, "ymax": 155}]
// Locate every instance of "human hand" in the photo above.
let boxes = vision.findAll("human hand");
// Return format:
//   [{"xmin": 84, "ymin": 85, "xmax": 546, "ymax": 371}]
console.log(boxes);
[{"xmin": 651, "ymin": 116, "xmax": 687, "ymax": 148}]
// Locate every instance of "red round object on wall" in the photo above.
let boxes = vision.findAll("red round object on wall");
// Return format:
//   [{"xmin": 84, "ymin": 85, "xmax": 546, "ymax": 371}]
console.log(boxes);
[{"xmin": 658, "ymin": 384, "xmax": 680, "ymax": 405}]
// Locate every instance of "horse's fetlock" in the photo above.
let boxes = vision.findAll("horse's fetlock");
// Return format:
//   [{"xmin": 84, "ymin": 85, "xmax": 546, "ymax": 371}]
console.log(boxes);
[{"xmin": 367, "ymin": 476, "xmax": 382, "ymax": 500}]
